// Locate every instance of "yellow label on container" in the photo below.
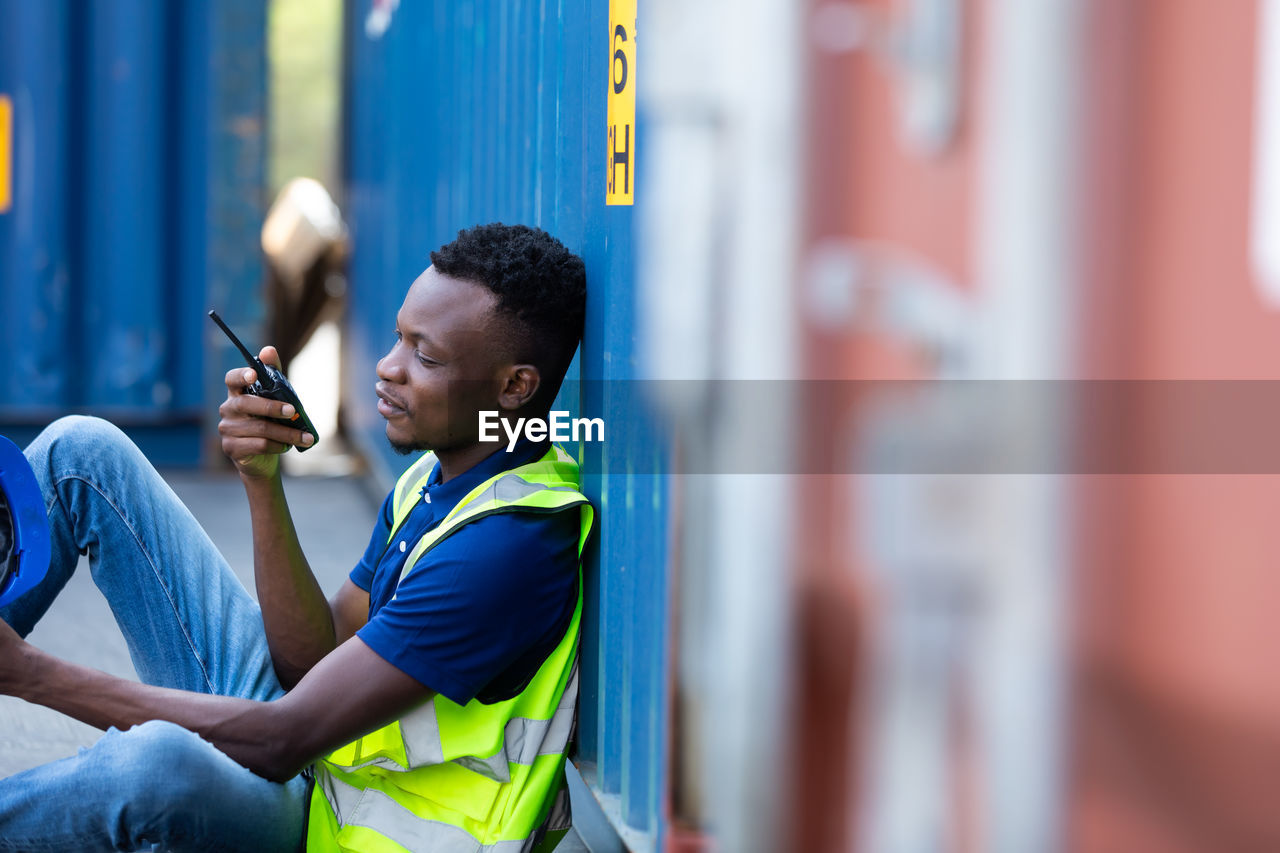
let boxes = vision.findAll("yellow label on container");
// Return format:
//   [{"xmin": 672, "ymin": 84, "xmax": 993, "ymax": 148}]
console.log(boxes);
[
  {"xmin": 606, "ymin": 0, "xmax": 636, "ymax": 205},
  {"xmin": 0, "ymin": 95, "xmax": 11, "ymax": 214}
]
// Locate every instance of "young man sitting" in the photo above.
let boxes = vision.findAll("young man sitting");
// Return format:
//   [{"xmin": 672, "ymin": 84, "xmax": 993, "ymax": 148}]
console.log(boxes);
[{"xmin": 0, "ymin": 223, "xmax": 592, "ymax": 853}]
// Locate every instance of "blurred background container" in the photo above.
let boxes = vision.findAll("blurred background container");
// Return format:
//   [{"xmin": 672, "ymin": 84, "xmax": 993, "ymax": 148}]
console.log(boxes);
[
  {"xmin": 0, "ymin": 0, "xmax": 266, "ymax": 463},
  {"xmin": 4, "ymin": 0, "xmax": 1280, "ymax": 851}
]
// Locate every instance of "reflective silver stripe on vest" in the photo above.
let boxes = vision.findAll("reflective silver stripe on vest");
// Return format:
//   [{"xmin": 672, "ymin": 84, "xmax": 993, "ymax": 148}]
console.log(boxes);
[
  {"xmin": 399, "ymin": 473, "xmax": 586, "ymax": 585},
  {"xmin": 394, "ymin": 452, "xmax": 437, "ymax": 513},
  {"xmin": 506, "ymin": 661, "xmax": 579, "ymax": 767},
  {"xmin": 483, "ymin": 472, "xmax": 582, "ymax": 505},
  {"xmin": 328, "ymin": 660, "xmax": 581, "ymax": 777},
  {"xmin": 399, "ymin": 700, "xmax": 445, "ymax": 766},
  {"xmin": 543, "ymin": 780, "xmax": 573, "ymax": 833},
  {"xmin": 316, "ymin": 766, "xmax": 349, "ymax": 826},
  {"xmin": 323, "ymin": 772, "xmax": 535, "ymax": 853}
]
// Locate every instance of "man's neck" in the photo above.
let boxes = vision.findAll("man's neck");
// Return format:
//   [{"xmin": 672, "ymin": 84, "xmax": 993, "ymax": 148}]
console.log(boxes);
[
  {"xmin": 433, "ymin": 443, "xmax": 506, "ymax": 484},
  {"xmin": 433, "ymin": 408, "xmax": 549, "ymax": 483}
]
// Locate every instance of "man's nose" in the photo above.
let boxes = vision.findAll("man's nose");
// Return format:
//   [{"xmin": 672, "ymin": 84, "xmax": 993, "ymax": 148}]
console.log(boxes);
[{"xmin": 376, "ymin": 352, "xmax": 404, "ymax": 382}]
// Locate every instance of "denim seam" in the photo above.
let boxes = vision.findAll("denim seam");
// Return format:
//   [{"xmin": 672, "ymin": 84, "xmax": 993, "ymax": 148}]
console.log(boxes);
[
  {"xmin": 55, "ymin": 470, "xmax": 217, "ymax": 695},
  {"xmin": 0, "ymin": 826, "xmax": 115, "ymax": 850}
]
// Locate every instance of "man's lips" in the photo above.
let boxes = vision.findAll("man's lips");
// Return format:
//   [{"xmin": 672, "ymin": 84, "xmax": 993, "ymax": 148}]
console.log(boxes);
[{"xmin": 376, "ymin": 386, "xmax": 407, "ymax": 418}]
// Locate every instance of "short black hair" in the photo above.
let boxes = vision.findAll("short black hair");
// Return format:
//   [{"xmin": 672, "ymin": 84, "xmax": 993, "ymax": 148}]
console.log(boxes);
[{"xmin": 431, "ymin": 223, "xmax": 586, "ymax": 391}]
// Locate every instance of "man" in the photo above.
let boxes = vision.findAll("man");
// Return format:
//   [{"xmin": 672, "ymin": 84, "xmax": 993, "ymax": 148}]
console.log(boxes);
[{"xmin": 0, "ymin": 223, "xmax": 592, "ymax": 852}]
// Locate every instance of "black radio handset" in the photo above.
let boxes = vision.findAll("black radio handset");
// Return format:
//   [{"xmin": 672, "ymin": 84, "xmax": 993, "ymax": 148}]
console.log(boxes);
[{"xmin": 208, "ymin": 310, "xmax": 318, "ymax": 452}]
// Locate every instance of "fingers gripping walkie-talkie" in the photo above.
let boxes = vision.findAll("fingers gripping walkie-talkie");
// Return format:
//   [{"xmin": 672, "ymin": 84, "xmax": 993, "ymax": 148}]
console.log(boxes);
[{"xmin": 209, "ymin": 311, "xmax": 318, "ymax": 452}]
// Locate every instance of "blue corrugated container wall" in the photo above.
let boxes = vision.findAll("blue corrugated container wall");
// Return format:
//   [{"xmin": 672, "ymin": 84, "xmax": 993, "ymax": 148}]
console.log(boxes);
[
  {"xmin": 342, "ymin": 1, "xmax": 670, "ymax": 848},
  {"xmin": 0, "ymin": 0, "xmax": 266, "ymax": 465}
]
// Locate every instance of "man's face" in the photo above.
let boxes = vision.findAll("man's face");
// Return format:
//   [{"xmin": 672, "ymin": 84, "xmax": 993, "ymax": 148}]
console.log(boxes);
[{"xmin": 375, "ymin": 267, "xmax": 506, "ymax": 455}]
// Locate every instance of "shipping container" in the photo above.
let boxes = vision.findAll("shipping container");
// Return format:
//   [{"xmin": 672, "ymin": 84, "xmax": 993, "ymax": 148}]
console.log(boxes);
[
  {"xmin": 1071, "ymin": 1, "xmax": 1280, "ymax": 849},
  {"xmin": 787, "ymin": 0, "xmax": 1280, "ymax": 850},
  {"xmin": 340, "ymin": 0, "xmax": 669, "ymax": 848},
  {"xmin": 636, "ymin": 0, "xmax": 1280, "ymax": 849},
  {"xmin": 0, "ymin": 0, "xmax": 266, "ymax": 465}
]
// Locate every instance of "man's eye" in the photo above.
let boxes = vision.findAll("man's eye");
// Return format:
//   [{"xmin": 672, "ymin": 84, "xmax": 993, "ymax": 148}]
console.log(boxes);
[{"xmin": 415, "ymin": 351, "xmax": 435, "ymax": 367}]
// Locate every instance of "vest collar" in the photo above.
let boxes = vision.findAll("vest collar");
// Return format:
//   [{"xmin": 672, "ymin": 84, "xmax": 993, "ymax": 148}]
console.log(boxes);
[{"xmin": 419, "ymin": 438, "xmax": 550, "ymax": 509}]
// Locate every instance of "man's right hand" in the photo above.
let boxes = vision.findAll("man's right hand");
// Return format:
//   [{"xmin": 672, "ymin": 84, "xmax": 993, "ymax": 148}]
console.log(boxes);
[{"xmin": 218, "ymin": 346, "xmax": 315, "ymax": 480}]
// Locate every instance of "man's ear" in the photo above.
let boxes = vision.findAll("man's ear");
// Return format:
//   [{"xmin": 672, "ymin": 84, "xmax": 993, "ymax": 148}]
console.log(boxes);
[{"xmin": 498, "ymin": 364, "xmax": 541, "ymax": 411}]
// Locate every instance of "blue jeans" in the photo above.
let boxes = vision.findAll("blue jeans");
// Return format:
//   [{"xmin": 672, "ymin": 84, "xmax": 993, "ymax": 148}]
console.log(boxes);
[{"xmin": 0, "ymin": 417, "xmax": 307, "ymax": 852}]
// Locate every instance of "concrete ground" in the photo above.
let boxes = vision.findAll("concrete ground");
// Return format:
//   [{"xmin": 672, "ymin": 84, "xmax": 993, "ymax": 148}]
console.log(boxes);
[{"xmin": 0, "ymin": 457, "xmax": 593, "ymax": 850}]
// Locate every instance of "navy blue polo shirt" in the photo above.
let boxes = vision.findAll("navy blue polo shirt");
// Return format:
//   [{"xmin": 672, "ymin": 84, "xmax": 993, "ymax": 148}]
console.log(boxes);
[{"xmin": 351, "ymin": 439, "xmax": 582, "ymax": 705}]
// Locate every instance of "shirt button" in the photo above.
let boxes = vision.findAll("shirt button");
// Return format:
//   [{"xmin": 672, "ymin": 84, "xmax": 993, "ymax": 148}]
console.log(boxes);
[
  {"xmin": 424, "ymin": 491, "xmax": 432, "ymax": 504},
  {"xmin": 399, "ymin": 541, "xmax": 406, "ymax": 553}
]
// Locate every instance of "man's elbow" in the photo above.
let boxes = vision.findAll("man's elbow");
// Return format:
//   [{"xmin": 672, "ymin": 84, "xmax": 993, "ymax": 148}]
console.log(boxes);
[
  {"xmin": 245, "ymin": 738, "xmax": 312, "ymax": 783},
  {"xmin": 231, "ymin": 703, "xmax": 318, "ymax": 783},
  {"xmin": 270, "ymin": 644, "xmax": 332, "ymax": 691},
  {"xmin": 259, "ymin": 755, "xmax": 308, "ymax": 784},
  {"xmin": 271, "ymin": 661, "xmax": 306, "ymax": 692}
]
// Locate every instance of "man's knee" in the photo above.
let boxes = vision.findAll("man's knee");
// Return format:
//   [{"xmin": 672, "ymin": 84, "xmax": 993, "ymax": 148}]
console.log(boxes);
[
  {"xmin": 95, "ymin": 721, "xmax": 305, "ymax": 848},
  {"xmin": 95, "ymin": 721, "xmax": 214, "ymax": 804},
  {"xmin": 29, "ymin": 415, "xmax": 145, "ymax": 486},
  {"xmin": 39, "ymin": 415, "xmax": 132, "ymax": 462},
  {"xmin": 64, "ymin": 721, "xmax": 227, "ymax": 847}
]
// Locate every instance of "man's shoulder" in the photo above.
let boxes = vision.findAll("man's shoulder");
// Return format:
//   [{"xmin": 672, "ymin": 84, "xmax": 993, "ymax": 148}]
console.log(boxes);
[
  {"xmin": 430, "ymin": 503, "xmax": 580, "ymax": 564},
  {"xmin": 394, "ymin": 505, "xmax": 581, "ymax": 597}
]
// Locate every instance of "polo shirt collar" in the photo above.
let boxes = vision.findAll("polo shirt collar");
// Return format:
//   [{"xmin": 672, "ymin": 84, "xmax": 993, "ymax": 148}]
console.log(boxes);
[{"xmin": 420, "ymin": 438, "xmax": 550, "ymax": 510}]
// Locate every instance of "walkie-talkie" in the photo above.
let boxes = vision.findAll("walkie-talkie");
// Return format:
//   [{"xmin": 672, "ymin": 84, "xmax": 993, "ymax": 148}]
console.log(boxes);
[{"xmin": 209, "ymin": 310, "xmax": 318, "ymax": 452}]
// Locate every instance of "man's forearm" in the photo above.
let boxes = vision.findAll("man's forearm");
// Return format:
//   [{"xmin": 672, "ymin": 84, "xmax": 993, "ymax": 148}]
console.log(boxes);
[
  {"xmin": 241, "ymin": 473, "xmax": 336, "ymax": 688},
  {"xmin": 12, "ymin": 644, "xmax": 306, "ymax": 781},
  {"xmin": 2, "ymin": 634, "xmax": 430, "ymax": 785}
]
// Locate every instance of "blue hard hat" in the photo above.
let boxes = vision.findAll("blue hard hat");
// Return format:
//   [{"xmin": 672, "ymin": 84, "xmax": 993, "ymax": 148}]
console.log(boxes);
[{"xmin": 0, "ymin": 435, "xmax": 50, "ymax": 608}]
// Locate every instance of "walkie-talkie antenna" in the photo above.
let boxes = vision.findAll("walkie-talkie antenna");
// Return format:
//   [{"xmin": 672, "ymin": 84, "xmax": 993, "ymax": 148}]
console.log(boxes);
[
  {"xmin": 206, "ymin": 309, "xmax": 316, "ymax": 451},
  {"xmin": 208, "ymin": 310, "xmax": 263, "ymax": 370}
]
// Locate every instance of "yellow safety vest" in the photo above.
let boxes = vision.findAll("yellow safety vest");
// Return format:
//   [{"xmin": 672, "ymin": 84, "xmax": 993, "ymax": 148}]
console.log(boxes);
[{"xmin": 306, "ymin": 444, "xmax": 593, "ymax": 853}]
